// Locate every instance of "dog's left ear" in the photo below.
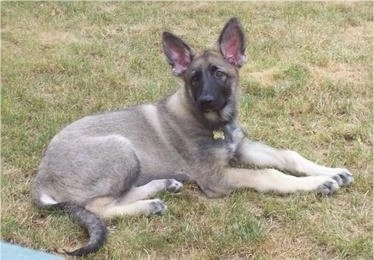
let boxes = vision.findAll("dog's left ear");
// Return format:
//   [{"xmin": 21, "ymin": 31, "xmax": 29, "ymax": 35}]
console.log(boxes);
[{"xmin": 218, "ymin": 17, "xmax": 246, "ymax": 68}]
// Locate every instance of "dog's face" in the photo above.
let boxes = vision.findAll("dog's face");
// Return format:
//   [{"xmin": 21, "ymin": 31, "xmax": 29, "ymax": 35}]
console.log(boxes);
[{"xmin": 163, "ymin": 18, "xmax": 246, "ymax": 127}]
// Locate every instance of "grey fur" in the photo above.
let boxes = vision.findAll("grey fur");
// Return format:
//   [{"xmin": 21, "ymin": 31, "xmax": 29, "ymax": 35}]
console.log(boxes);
[
  {"xmin": 52, "ymin": 202, "xmax": 107, "ymax": 256},
  {"xmin": 32, "ymin": 17, "xmax": 353, "ymax": 256}
]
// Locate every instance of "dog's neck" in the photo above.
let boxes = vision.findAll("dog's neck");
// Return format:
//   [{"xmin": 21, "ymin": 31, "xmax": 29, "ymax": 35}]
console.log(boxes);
[{"xmin": 165, "ymin": 87, "xmax": 195, "ymax": 122}]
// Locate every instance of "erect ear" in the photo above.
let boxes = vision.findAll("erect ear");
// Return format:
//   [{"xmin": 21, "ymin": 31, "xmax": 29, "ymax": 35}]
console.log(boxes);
[
  {"xmin": 162, "ymin": 32, "xmax": 193, "ymax": 76},
  {"xmin": 218, "ymin": 17, "xmax": 246, "ymax": 68}
]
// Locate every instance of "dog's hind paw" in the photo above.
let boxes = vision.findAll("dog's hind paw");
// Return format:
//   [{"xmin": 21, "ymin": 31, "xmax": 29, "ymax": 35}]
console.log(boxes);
[{"xmin": 165, "ymin": 179, "xmax": 183, "ymax": 193}]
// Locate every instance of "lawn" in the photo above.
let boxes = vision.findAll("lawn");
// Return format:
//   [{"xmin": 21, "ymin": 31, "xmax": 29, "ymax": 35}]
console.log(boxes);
[{"xmin": 1, "ymin": 2, "xmax": 373, "ymax": 259}]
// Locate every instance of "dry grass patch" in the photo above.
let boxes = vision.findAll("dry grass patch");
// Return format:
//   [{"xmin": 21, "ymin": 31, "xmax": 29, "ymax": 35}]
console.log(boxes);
[
  {"xmin": 39, "ymin": 31, "xmax": 79, "ymax": 46},
  {"xmin": 247, "ymin": 67, "xmax": 283, "ymax": 87},
  {"xmin": 309, "ymin": 62, "xmax": 367, "ymax": 85}
]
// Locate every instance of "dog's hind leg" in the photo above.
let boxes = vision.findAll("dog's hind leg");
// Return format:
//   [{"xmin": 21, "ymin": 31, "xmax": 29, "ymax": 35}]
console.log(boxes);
[
  {"xmin": 120, "ymin": 179, "xmax": 183, "ymax": 204},
  {"xmin": 235, "ymin": 139, "xmax": 353, "ymax": 186},
  {"xmin": 86, "ymin": 179, "xmax": 182, "ymax": 218},
  {"xmin": 86, "ymin": 196, "xmax": 168, "ymax": 218}
]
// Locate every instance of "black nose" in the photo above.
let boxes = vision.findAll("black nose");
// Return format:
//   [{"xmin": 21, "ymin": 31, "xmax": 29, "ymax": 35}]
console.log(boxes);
[{"xmin": 198, "ymin": 95, "xmax": 214, "ymax": 111}]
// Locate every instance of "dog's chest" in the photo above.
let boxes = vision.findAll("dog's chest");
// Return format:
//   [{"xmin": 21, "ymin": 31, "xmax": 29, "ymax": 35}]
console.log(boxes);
[{"xmin": 198, "ymin": 123, "xmax": 243, "ymax": 163}]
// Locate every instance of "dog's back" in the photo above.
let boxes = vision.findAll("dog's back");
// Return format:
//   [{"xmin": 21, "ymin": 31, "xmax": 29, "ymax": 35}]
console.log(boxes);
[{"xmin": 33, "ymin": 102, "xmax": 174, "ymax": 204}]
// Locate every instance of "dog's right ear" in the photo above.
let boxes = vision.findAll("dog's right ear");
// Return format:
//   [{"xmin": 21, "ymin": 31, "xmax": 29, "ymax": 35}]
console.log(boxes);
[{"xmin": 162, "ymin": 32, "xmax": 193, "ymax": 76}]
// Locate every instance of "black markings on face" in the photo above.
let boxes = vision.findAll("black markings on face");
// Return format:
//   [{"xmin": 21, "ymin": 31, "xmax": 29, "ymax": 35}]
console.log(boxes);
[{"xmin": 187, "ymin": 64, "xmax": 232, "ymax": 112}]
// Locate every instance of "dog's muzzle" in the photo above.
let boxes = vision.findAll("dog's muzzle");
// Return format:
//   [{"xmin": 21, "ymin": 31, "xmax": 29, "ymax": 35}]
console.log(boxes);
[{"xmin": 198, "ymin": 95, "xmax": 227, "ymax": 113}]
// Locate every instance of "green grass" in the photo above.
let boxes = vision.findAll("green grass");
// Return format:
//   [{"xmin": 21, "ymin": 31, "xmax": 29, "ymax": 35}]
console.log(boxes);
[{"xmin": 1, "ymin": 2, "xmax": 373, "ymax": 259}]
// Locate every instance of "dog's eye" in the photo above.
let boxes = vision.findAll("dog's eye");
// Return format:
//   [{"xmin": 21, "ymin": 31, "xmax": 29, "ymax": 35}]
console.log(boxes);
[
  {"xmin": 191, "ymin": 75, "xmax": 199, "ymax": 82},
  {"xmin": 214, "ymin": 70, "xmax": 227, "ymax": 80},
  {"xmin": 190, "ymin": 70, "xmax": 200, "ymax": 86}
]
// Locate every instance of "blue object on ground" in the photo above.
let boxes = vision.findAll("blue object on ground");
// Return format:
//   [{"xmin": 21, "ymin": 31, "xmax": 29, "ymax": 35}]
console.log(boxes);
[{"xmin": 1, "ymin": 242, "xmax": 64, "ymax": 260}]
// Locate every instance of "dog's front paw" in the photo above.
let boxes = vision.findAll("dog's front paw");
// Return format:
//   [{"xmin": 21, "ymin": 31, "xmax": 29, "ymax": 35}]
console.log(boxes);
[
  {"xmin": 332, "ymin": 168, "xmax": 354, "ymax": 186},
  {"xmin": 317, "ymin": 179, "xmax": 340, "ymax": 195},
  {"xmin": 165, "ymin": 179, "xmax": 183, "ymax": 193},
  {"xmin": 149, "ymin": 199, "xmax": 168, "ymax": 215}
]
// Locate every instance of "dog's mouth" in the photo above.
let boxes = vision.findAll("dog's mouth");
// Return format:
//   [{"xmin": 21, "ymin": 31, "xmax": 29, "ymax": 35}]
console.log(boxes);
[
  {"xmin": 201, "ymin": 101, "xmax": 230, "ymax": 121},
  {"xmin": 202, "ymin": 108, "xmax": 215, "ymax": 113},
  {"xmin": 200, "ymin": 101, "xmax": 227, "ymax": 113}
]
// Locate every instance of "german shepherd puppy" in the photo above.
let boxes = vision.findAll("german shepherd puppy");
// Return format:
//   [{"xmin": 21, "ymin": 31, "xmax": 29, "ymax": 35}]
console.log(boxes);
[{"xmin": 32, "ymin": 18, "xmax": 353, "ymax": 256}]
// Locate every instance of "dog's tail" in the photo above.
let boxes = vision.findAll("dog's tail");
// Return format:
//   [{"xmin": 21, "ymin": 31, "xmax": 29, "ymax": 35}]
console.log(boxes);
[{"xmin": 48, "ymin": 202, "xmax": 107, "ymax": 256}]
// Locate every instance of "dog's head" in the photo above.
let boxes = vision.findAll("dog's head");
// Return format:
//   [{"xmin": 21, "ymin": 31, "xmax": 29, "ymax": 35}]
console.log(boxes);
[{"xmin": 163, "ymin": 18, "xmax": 246, "ymax": 128}]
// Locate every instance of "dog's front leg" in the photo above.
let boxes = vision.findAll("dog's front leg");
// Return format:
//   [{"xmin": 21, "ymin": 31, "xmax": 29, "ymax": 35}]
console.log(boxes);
[
  {"xmin": 234, "ymin": 138, "xmax": 353, "ymax": 186},
  {"xmin": 223, "ymin": 167, "xmax": 340, "ymax": 195}
]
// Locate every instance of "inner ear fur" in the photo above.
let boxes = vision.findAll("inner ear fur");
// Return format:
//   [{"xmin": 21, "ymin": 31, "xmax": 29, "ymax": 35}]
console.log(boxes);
[
  {"xmin": 218, "ymin": 17, "xmax": 246, "ymax": 67},
  {"xmin": 162, "ymin": 32, "xmax": 193, "ymax": 76}
]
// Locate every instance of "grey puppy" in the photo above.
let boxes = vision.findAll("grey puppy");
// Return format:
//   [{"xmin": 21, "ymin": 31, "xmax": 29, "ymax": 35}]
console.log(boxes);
[{"xmin": 32, "ymin": 18, "xmax": 353, "ymax": 256}]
